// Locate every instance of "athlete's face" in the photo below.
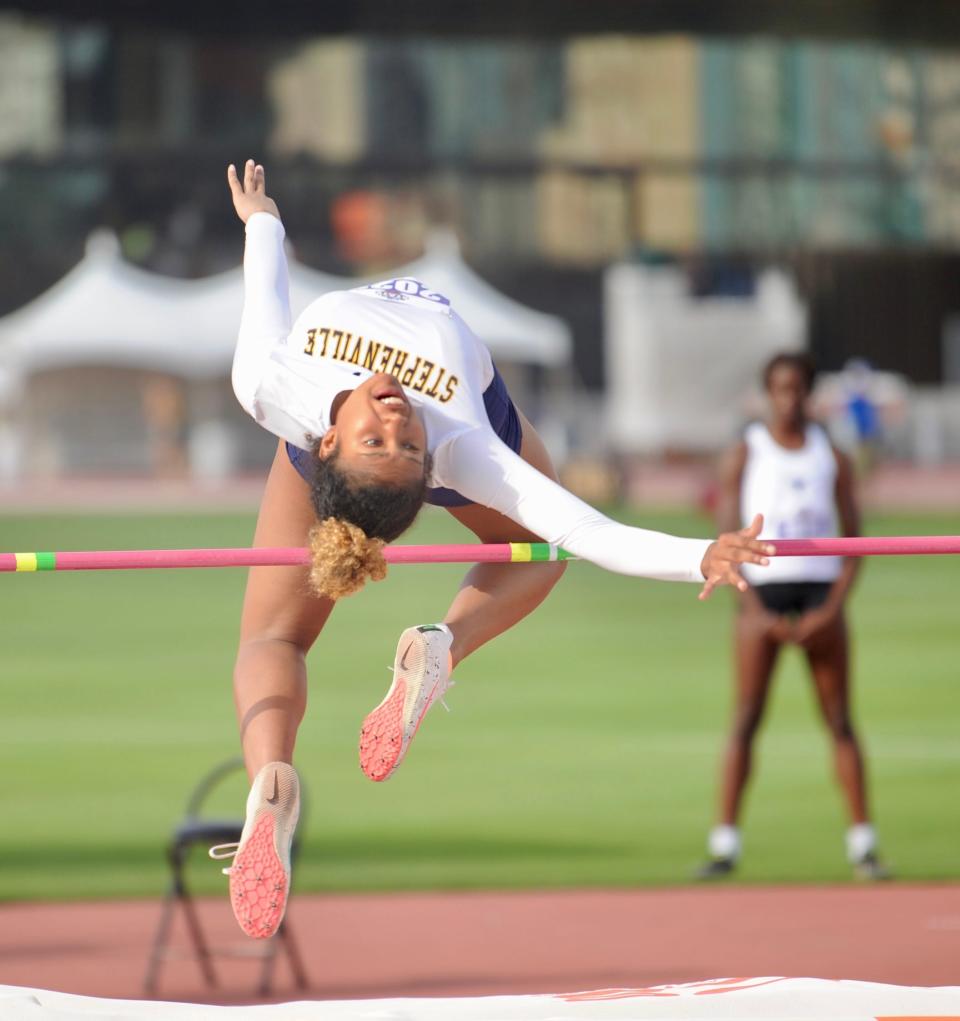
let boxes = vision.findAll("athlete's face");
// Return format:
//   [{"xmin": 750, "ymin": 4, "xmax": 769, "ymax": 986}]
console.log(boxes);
[
  {"xmin": 766, "ymin": 363, "xmax": 809, "ymax": 430},
  {"xmin": 318, "ymin": 373, "xmax": 427, "ymax": 486}
]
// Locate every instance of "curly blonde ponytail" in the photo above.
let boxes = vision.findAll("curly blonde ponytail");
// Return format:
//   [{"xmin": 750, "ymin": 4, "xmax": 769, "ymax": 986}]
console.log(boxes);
[{"xmin": 307, "ymin": 518, "xmax": 388, "ymax": 599}]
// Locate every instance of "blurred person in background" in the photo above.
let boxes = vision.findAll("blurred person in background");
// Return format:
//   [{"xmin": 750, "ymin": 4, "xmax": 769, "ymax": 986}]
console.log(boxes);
[
  {"xmin": 697, "ymin": 352, "xmax": 889, "ymax": 882},
  {"xmin": 212, "ymin": 159, "xmax": 774, "ymax": 940},
  {"xmin": 842, "ymin": 360, "xmax": 881, "ymax": 465},
  {"xmin": 837, "ymin": 358, "xmax": 883, "ymax": 476}
]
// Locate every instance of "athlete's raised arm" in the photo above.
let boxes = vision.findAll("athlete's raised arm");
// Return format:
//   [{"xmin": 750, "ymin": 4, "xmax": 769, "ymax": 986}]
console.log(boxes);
[
  {"xmin": 228, "ymin": 160, "xmax": 291, "ymax": 414},
  {"xmin": 437, "ymin": 428, "xmax": 772, "ymax": 597}
]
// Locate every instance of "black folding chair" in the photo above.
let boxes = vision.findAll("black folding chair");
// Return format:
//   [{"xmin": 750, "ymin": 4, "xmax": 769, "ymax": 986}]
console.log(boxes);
[{"xmin": 143, "ymin": 757, "xmax": 309, "ymax": 997}]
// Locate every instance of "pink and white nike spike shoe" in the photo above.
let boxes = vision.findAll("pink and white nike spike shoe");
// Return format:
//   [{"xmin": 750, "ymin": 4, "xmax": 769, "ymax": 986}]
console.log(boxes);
[
  {"xmin": 209, "ymin": 761, "xmax": 300, "ymax": 940},
  {"xmin": 359, "ymin": 623, "xmax": 454, "ymax": 782}
]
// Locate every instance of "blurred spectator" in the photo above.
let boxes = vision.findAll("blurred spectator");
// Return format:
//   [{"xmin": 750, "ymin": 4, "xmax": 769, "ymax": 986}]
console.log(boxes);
[
  {"xmin": 814, "ymin": 359, "xmax": 909, "ymax": 474},
  {"xmin": 840, "ymin": 359, "xmax": 882, "ymax": 474}
]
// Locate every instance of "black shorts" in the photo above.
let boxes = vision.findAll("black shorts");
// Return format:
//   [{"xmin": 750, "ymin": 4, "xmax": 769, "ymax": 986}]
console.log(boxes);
[{"xmin": 753, "ymin": 582, "xmax": 833, "ymax": 616}]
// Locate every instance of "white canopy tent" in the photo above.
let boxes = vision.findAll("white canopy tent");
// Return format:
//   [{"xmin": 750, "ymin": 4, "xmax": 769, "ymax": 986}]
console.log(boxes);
[
  {"xmin": 0, "ymin": 228, "xmax": 572, "ymax": 480},
  {"xmin": 604, "ymin": 261, "xmax": 807, "ymax": 455},
  {"xmin": 0, "ymin": 228, "xmax": 571, "ymax": 378},
  {"xmin": 0, "ymin": 231, "xmax": 353, "ymax": 380},
  {"xmin": 387, "ymin": 230, "xmax": 572, "ymax": 367}
]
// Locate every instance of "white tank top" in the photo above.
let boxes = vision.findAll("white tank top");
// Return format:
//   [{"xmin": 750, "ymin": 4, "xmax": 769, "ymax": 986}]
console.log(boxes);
[{"xmin": 740, "ymin": 421, "xmax": 842, "ymax": 585}]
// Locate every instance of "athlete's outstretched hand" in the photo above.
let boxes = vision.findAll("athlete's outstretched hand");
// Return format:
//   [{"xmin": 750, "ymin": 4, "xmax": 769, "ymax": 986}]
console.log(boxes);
[
  {"xmin": 698, "ymin": 514, "xmax": 774, "ymax": 601},
  {"xmin": 227, "ymin": 159, "xmax": 280, "ymax": 224}
]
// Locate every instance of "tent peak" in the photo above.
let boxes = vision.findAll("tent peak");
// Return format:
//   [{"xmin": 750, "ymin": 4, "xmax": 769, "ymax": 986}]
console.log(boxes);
[
  {"xmin": 85, "ymin": 229, "xmax": 121, "ymax": 262},
  {"xmin": 423, "ymin": 226, "xmax": 461, "ymax": 259}
]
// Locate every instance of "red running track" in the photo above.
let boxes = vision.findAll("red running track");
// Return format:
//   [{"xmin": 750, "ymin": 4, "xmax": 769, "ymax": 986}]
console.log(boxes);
[{"xmin": 0, "ymin": 885, "xmax": 957, "ymax": 1006}]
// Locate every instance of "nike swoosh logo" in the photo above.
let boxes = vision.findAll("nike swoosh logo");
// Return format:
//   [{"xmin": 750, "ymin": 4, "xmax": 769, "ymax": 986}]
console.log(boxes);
[
  {"xmin": 266, "ymin": 771, "xmax": 280, "ymax": 805},
  {"xmin": 399, "ymin": 642, "xmax": 414, "ymax": 671}
]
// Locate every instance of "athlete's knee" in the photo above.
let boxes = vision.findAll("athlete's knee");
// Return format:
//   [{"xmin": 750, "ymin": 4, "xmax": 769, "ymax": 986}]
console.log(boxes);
[
  {"xmin": 234, "ymin": 634, "xmax": 311, "ymax": 684},
  {"xmin": 821, "ymin": 706, "xmax": 855, "ymax": 742},
  {"xmin": 732, "ymin": 704, "xmax": 764, "ymax": 743},
  {"xmin": 524, "ymin": 558, "xmax": 566, "ymax": 595}
]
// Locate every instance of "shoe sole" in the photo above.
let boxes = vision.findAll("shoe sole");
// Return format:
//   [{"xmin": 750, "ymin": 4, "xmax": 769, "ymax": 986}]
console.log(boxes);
[
  {"xmin": 695, "ymin": 867, "xmax": 736, "ymax": 881},
  {"xmin": 359, "ymin": 677, "xmax": 409, "ymax": 782},
  {"xmin": 359, "ymin": 652, "xmax": 446, "ymax": 782},
  {"xmin": 854, "ymin": 867, "xmax": 893, "ymax": 882},
  {"xmin": 228, "ymin": 812, "xmax": 288, "ymax": 940}
]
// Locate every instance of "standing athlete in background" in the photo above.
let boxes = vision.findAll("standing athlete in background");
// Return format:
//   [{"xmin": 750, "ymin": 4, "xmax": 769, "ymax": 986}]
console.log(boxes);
[{"xmin": 697, "ymin": 353, "xmax": 888, "ymax": 881}]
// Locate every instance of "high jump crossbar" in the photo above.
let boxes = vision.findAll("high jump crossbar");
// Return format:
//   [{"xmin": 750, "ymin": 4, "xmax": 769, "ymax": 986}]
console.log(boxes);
[{"xmin": 0, "ymin": 536, "xmax": 959, "ymax": 573}]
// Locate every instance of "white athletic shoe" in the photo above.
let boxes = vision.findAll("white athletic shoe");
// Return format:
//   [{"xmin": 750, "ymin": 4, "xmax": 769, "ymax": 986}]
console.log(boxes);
[
  {"xmin": 359, "ymin": 623, "xmax": 454, "ymax": 782},
  {"xmin": 209, "ymin": 761, "xmax": 300, "ymax": 940}
]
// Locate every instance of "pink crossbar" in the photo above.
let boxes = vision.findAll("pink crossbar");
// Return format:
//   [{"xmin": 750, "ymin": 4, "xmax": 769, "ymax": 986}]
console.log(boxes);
[
  {"xmin": 771, "ymin": 536, "xmax": 960, "ymax": 557},
  {"xmin": 0, "ymin": 544, "xmax": 522, "ymax": 572},
  {"xmin": 1, "ymin": 536, "xmax": 958, "ymax": 573}
]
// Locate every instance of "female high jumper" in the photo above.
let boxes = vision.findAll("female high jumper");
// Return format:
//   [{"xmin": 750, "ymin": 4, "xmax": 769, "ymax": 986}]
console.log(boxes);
[{"xmin": 212, "ymin": 160, "xmax": 774, "ymax": 939}]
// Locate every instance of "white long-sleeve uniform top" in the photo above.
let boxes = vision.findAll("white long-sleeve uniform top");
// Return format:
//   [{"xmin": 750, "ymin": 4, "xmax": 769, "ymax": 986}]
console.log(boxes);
[{"xmin": 233, "ymin": 212, "xmax": 711, "ymax": 582}]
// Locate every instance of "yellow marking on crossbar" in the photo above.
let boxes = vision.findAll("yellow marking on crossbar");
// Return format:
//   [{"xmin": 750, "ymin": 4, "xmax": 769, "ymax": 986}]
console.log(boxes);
[
  {"xmin": 509, "ymin": 543, "xmax": 532, "ymax": 562},
  {"xmin": 15, "ymin": 553, "xmax": 38, "ymax": 572}
]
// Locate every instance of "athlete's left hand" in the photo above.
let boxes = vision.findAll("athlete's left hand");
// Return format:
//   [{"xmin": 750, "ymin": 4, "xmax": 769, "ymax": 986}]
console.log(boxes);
[
  {"xmin": 227, "ymin": 159, "xmax": 280, "ymax": 224},
  {"xmin": 698, "ymin": 513, "xmax": 775, "ymax": 601},
  {"xmin": 790, "ymin": 605, "xmax": 840, "ymax": 648}
]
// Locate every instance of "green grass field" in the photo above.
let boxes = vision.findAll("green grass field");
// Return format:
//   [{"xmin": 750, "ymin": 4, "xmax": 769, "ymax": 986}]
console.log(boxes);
[{"xmin": 1, "ymin": 507, "xmax": 958, "ymax": 901}]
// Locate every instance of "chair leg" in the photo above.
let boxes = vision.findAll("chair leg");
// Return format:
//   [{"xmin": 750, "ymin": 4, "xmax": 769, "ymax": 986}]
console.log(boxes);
[
  {"xmin": 278, "ymin": 919, "xmax": 310, "ymax": 990},
  {"xmin": 257, "ymin": 937, "xmax": 277, "ymax": 997},
  {"xmin": 179, "ymin": 881, "xmax": 219, "ymax": 988},
  {"xmin": 143, "ymin": 884, "xmax": 178, "ymax": 995}
]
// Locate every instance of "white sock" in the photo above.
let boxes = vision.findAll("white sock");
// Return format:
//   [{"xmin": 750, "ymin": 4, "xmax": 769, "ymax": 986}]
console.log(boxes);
[
  {"xmin": 846, "ymin": 823, "xmax": 877, "ymax": 863},
  {"xmin": 708, "ymin": 824, "xmax": 741, "ymax": 860}
]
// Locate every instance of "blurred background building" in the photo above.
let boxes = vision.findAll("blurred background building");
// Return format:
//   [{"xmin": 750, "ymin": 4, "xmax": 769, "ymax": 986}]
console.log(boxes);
[{"xmin": 0, "ymin": 1, "xmax": 958, "ymax": 492}]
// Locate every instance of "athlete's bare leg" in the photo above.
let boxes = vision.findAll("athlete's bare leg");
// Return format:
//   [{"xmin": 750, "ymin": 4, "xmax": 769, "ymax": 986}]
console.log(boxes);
[
  {"xmin": 716, "ymin": 595, "xmax": 783, "ymax": 825},
  {"xmin": 234, "ymin": 441, "xmax": 334, "ymax": 779},
  {"xmin": 804, "ymin": 612, "xmax": 870, "ymax": 823},
  {"xmin": 442, "ymin": 411, "xmax": 567, "ymax": 667},
  {"xmin": 237, "ymin": 414, "xmax": 566, "ymax": 778}
]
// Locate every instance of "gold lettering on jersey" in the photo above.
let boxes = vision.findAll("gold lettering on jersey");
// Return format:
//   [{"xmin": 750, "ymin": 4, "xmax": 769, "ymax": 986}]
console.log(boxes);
[
  {"xmin": 362, "ymin": 341, "xmax": 381, "ymax": 370},
  {"xmin": 400, "ymin": 356, "xmax": 422, "ymax": 387},
  {"xmin": 425, "ymin": 367, "xmax": 446, "ymax": 399},
  {"xmin": 377, "ymin": 346, "xmax": 395, "ymax": 373},
  {"xmin": 299, "ymin": 326, "xmax": 461, "ymax": 405},
  {"xmin": 412, "ymin": 360, "xmax": 435, "ymax": 392}
]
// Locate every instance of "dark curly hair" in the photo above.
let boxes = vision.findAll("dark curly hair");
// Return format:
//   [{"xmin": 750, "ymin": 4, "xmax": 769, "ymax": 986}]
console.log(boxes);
[
  {"xmin": 304, "ymin": 443, "xmax": 431, "ymax": 599},
  {"xmin": 762, "ymin": 351, "xmax": 817, "ymax": 393}
]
